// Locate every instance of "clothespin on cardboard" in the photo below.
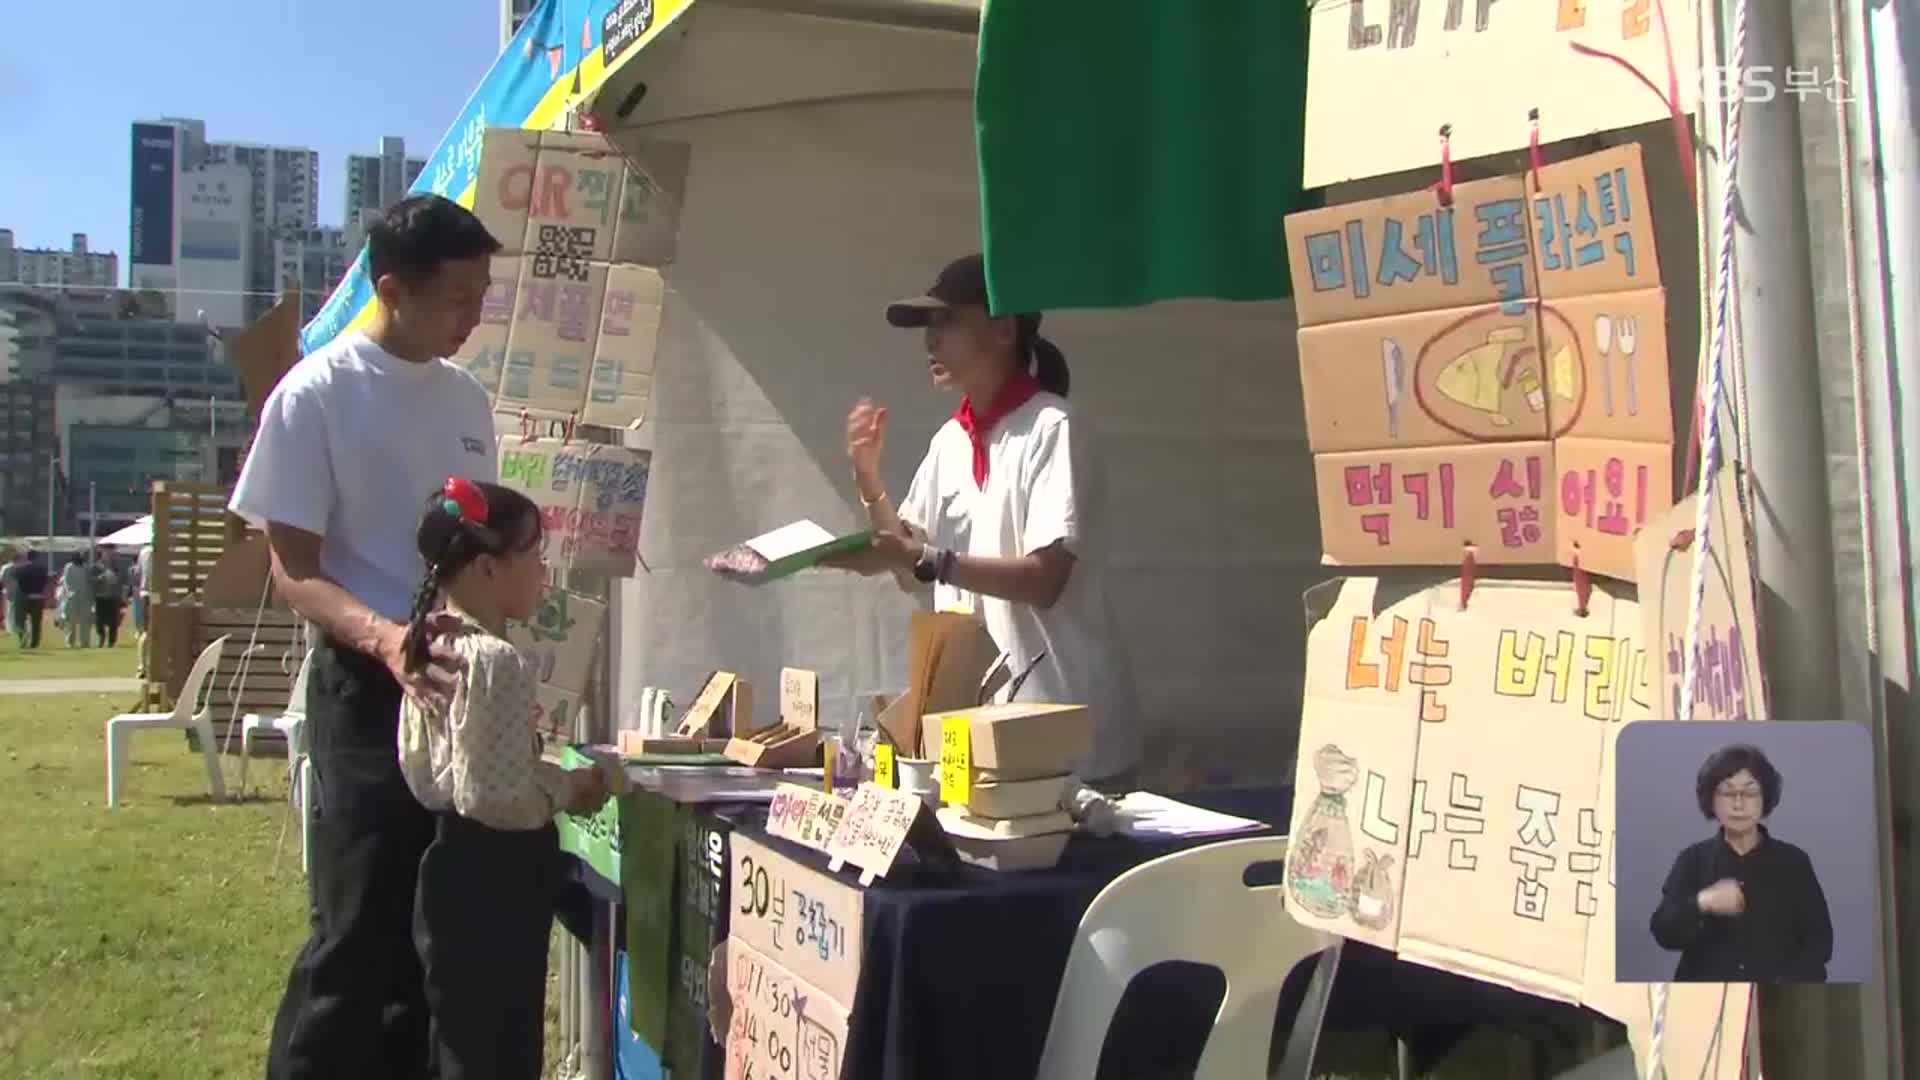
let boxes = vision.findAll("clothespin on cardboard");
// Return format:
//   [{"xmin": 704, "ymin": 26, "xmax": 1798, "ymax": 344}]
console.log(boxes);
[
  {"xmin": 518, "ymin": 408, "xmax": 536, "ymax": 444},
  {"xmin": 1458, "ymin": 543, "xmax": 1478, "ymax": 611},
  {"xmin": 1670, "ymin": 528, "xmax": 1697, "ymax": 551},
  {"xmin": 1528, "ymin": 108, "xmax": 1545, "ymax": 182},
  {"xmin": 562, "ymin": 411, "xmax": 579, "ymax": 446},
  {"xmin": 1570, "ymin": 546, "xmax": 1593, "ymax": 617},
  {"xmin": 1431, "ymin": 124, "xmax": 1456, "ymax": 207}
]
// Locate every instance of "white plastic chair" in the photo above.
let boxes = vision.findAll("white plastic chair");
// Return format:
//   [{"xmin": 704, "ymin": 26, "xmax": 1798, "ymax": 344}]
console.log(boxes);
[
  {"xmin": 239, "ymin": 647, "xmax": 312, "ymax": 796},
  {"xmin": 1035, "ymin": 835, "xmax": 1338, "ymax": 1080},
  {"xmin": 105, "ymin": 635, "xmax": 231, "ymax": 807}
]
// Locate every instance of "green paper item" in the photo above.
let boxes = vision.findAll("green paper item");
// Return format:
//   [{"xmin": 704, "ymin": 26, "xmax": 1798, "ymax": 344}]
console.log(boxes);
[
  {"xmin": 704, "ymin": 520, "xmax": 874, "ymax": 586},
  {"xmin": 618, "ymin": 788, "xmax": 683, "ymax": 1054},
  {"xmin": 556, "ymin": 746, "xmax": 622, "ymax": 885}
]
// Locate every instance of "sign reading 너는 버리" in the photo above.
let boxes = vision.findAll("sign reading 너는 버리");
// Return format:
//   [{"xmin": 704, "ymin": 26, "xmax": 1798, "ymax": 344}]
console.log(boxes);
[
  {"xmin": 1299, "ymin": 0, "xmax": 1700, "ymax": 187},
  {"xmin": 495, "ymin": 438, "xmax": 649, "ymax": 579},
  {"xmin": 1632, "ymin": 464, "xmax": 1768, "ymax": 721},
  {"xmin": 1286, "ymin": 146, "xmax": 1675, "ymax": 578},
  {"xmin": 1285, "ymin": 575, "xmax": 1653, "ymax": 1003}
]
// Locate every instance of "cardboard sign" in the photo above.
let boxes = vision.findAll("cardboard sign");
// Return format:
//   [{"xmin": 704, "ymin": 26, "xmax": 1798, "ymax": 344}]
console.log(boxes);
[
  {"xmin": 1286, "ymin": 576, "xmax": 1654, "ymax": 1003},
  {"xmin": 1299, "ymin": 0, "xmax": 1700, "ymax": 187},
  {"xmin": 1297, "ymin": 301, "xmax": 1549, "ymax": 452},
  {"xmin": 1553, "ymin": 436, "xmax": 1673, "ymax": 582},
  {"xmin": 496, "ymin": 439, "xmax": 649, "ymax": 578},
  {"xmin": 472, "ymin": 128, "xmax": 689, "ymax": 268},
  {"xmin": 507, "ymin": 585, "xmax": 607, "ymax": 695},
  {"xmin": 765, "ymin": 785, "xmax": 849, "ymax": 857},
  {"xmin": 679, "ymin": 672, "xmax": 742, "ymax": 737},
  {"xmin": 1286, "ymin": 175, "xmax": 1535, "ymax": 330},
  {"xmin": 825, "ymin": 782, "xmax": 924, "ymax": 884},
  {"xmin": 1632, "ymin": 466, "xmax": 1768, "ymax": 721},
  {"xmin": 781, "ymin": 669, "xmax": 819, "ymax": 730},
  {"xmin": 1537, "ymin": 288, "xmax": 1673, "ymax": 444},
  {"xmin": 731, "ymin": 833, "xmax": 864, "ymax": 1010},
  {"xmin": 1290, "ymin": 147, "xmax": 1673, "ymax": 575},
  {"xmin": 1313, "ymin": 442, "xmax": 1556, "ymax": 565},
  {"xmin": 533, "ymin": 683, "xmax": 585, "ymax": 743},
  {"xmin": 723, "ymin": 937, "xmax": 850, "ymax": 1080},
  {"xmin": 452, "ymin": 127, "xmax": 685, "ymax": 429}
]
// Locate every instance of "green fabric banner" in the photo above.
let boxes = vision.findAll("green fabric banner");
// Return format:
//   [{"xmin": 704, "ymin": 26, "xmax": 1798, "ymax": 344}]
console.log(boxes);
[{"xmin": 974, "ymin": 0, "xmax": 1313, "ymax": 314}]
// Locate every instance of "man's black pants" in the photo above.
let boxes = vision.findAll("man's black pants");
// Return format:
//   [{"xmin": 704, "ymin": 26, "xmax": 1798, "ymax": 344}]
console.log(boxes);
[
  {"xmin": 16, "ymin": 598, "xmax": 43, "ymax": 648},
  {"xmin": 94, "ymin": 598, "xmax": 122, "ymax": 647},
  {"xmin": 265, "ymin": 639, "xmax": 434, "ymax": 1080}
]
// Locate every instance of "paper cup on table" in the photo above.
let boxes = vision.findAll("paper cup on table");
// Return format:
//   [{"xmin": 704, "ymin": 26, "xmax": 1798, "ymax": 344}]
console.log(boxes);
[{"xmin": 896, "ymin": 757, "xmax": 940, "ymax": 806}]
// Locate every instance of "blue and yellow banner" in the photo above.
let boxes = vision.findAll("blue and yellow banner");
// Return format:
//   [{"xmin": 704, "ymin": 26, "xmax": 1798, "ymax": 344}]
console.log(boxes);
[{"xmin": 300, "ymin": 0, "xmax": 695, "ymax": 355}]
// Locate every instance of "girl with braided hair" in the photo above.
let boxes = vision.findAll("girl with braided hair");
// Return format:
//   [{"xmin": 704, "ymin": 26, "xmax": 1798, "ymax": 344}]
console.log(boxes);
[{"xmin": 396, "ymin": 476, "xmax": 612, "ymax": 1079}]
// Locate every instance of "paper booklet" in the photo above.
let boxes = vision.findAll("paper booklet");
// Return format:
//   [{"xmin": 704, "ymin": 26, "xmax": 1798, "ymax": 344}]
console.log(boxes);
[{"xmin": 704, "ymin": 520, "xmax": 874, "ymax": 585}]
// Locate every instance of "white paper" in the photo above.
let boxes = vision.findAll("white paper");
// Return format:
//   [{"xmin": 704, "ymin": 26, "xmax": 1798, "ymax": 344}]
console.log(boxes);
[
  {"xmin": 744, "ymin": 519, "xmax": 835, "ymax": 562},
  {"xmin": 1112, "ymin": 792, "xmax": 1267, "ymax": 840}
]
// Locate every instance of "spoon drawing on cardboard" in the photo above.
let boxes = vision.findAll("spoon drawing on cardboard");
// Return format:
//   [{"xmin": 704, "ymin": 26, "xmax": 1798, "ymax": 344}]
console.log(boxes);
[{"xmin": 1287, "ymin": 743, "xmax": 1395, "ymax": 931}]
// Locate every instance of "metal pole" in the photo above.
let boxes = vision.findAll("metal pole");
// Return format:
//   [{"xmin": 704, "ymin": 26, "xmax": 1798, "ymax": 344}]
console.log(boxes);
[
  {"xmin": 1717, "ymin": 0, "xmax": 1881, "ymax": 1074},
  {"xmin": 88, "ymin": 483, "xmax": 96, "ymax": 546},
  {"xmin": 46, "ymin": 454, "xmax": 54, "ymax": 547}
]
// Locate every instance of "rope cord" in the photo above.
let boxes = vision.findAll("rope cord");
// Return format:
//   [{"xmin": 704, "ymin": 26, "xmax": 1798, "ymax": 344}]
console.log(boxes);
[{"xmin": 1651, "ymin": 0, "xmax": 1752, "ymax": 1071}]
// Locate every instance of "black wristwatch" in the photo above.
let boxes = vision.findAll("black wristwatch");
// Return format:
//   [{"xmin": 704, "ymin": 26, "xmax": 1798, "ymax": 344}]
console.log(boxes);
[{"xmin": 913, "ymin": 544, "xmax": 942, "ymax": 584}]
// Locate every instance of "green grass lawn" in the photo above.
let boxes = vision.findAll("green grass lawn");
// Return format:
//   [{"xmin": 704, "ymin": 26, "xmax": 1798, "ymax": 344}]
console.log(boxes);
[
  {"xmin": 0, "ymin": 628, "xmax": 143, "ymax": 680},
  {"xmin": 0, "ymin": 686, "xmax": 1597, "ymax": 1079}
]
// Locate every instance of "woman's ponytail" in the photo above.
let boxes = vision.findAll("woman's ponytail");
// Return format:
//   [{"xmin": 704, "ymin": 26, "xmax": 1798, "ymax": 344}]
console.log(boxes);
[{"xmin": 1016, "ymin": 314, "xmax": 1071, "ymax": 398}]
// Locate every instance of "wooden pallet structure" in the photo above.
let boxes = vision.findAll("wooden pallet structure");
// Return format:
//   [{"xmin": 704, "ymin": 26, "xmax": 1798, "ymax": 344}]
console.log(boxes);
[{"xmin": 142, "ymin": 481, "xmax": 305, "ymax": 750}]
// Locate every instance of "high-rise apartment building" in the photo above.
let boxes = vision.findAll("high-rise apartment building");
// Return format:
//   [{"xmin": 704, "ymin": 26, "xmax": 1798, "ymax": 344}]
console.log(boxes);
[
  {"xmin": 344, "ymin": 136, "xmax": 427, "ymax": 247},
  {"xmin": 0, "ymin": 231, "xmax": 119, "ymax": 290},
  {"xmin": 502, "ymin": 0, "xmax": 538, "ymax": 48},
  {"xmin": 274, "ymin": 227, "xmax": 354, "ymax": 323},
  {"xmin": 128, "ymin": 118, "xmax": 318, "ymax": 328}
]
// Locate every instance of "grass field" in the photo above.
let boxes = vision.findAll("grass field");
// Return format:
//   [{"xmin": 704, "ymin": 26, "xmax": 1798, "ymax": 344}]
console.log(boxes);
[
  {"xmin": 0, "ymin": 669, "xmax": 1593, "ymax": 1079},
  {"xmin": 0, "ymin": 627, "xmax": 144, "ymax": 680}
]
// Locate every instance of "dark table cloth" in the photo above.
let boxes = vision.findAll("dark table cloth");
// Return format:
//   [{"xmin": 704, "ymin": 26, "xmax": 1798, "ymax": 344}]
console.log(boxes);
[{"xmin": 575, "ymin": 786, "xmax": 1605, "ymax": 1079}]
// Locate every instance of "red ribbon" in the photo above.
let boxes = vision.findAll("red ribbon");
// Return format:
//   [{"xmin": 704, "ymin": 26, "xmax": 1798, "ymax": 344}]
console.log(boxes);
[{"xmin": 443, "ymin": 476, "xmax": 490, "ymax": 524}]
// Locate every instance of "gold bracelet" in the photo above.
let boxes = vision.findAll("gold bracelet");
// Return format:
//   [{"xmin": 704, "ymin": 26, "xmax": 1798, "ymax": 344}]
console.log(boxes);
[{"xmin": 860, "ymin": 489, "xmax": 888, "ymax": 508}]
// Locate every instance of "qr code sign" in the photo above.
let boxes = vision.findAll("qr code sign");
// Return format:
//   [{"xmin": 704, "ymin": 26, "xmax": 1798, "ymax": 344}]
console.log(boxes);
[{"xmin": 532, "ymin": 224, "xmax": 596, "ymax": 281}]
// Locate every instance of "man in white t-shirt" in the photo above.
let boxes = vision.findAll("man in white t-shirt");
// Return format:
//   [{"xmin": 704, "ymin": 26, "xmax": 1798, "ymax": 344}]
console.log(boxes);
[{"xmin": 231, "ymin": 195, "xmax": 501, "ymax": 1080}]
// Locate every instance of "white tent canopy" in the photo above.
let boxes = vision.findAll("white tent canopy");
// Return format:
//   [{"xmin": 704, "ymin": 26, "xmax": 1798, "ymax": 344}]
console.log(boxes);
[{"xmin": 97, "ymin": 516, "xmax": 152, "ymax": 548}]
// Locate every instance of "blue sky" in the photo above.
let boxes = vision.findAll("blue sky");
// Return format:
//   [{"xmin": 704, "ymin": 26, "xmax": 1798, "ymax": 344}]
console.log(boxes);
[{"xmin": 0, "ymin": 0, "xmax": 502, "ymax": 278}]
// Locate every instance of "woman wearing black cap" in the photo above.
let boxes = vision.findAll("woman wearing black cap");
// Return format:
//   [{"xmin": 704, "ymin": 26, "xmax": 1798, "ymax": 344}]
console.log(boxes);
[{"xmin": 825, "ymin": 254, "xmax": 1141, "ymax": 789}]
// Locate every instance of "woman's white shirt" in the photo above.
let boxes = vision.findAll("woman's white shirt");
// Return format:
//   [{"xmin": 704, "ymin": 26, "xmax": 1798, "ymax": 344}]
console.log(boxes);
[{"xmin": 898, "ymin": 392, "xmax": 1141, "ymax": 781}]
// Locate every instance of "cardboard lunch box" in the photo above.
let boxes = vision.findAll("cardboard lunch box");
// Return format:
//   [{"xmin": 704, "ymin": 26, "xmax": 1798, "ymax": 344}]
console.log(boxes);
[
  {"xmin": 918, "ymin": 703, "xmax": 1092, "ymax": 778},
  {"xmin": 936, "ymin": 807, "xmax": 1076, "ymax": 872}
]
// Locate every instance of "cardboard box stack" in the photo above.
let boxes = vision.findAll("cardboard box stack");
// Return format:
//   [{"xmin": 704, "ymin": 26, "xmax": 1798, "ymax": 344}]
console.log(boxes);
[
  {"xmin": 1281, "ymin": 143, "xmax": 1673, "ymax": 582},
  {"xmin": 923, "ymin": 703, "xmax": 1092, "ymax": 871},
  {"xmin": 454, "ymin": 127, "xmax": 690, "ymax": 431}
]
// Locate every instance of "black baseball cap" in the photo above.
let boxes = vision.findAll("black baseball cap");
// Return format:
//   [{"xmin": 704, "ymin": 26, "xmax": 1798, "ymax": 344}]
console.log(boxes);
[{"xmin": 885, "ymin": 254, "xmax": 995, "ymax": 328}]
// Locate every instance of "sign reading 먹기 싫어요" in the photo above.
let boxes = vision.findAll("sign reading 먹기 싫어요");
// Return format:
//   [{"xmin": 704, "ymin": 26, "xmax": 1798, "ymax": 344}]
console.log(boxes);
[{"xmin": 495, "ymin": 438, "xmax": 649, "ymax": 579}]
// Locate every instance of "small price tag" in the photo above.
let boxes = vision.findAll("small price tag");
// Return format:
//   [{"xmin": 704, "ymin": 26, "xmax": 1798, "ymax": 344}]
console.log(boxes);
[
  {"xmin": 822, "ymin": 739, "xmax": 835, "ymax": 794},
  {"xmin": 938, "ymin": 715, "xmax": 972, "ymax": 805},
  {"xmin": 874, "ymin": 743, "xmax": 896, "ymax": 789}
]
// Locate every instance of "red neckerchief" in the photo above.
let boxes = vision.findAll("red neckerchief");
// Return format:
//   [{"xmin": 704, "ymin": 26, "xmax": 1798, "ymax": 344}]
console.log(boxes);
[{"xmin": 953, "ymin": 371, "xmax": 1041, "ymax": 489}]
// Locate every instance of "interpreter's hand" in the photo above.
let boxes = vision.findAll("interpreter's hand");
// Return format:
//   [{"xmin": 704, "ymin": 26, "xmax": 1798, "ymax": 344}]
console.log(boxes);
[
  {"xmin": 822, "ymin": 530, "xmax": 922, "ymax": 577},
  {"xmin": 375, "ymin": 613, "xmax": 466, "ymax": 713},
  {"xmin": 1696, "ymin": 878, "xmax": 1746, "ymax": 916},
  {"xmin": 846, "ymin": 398, "xmax": 889, "ymax": 496},
  {"xmin": 564, "ymin": 766, "xmax": 611, "ymax": 817}
]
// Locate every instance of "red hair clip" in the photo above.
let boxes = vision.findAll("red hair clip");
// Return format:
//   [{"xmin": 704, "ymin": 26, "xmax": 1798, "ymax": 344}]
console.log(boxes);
[{"xmin": 440, "ymin": 477, "xmax": 489, "ymax": 524}]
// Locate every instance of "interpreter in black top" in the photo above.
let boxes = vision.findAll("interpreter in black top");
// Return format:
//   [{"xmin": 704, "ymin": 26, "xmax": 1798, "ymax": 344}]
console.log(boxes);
[{"xmin": 1649, "ymin": 743, "xmax": 1833, "ymax": 982}]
